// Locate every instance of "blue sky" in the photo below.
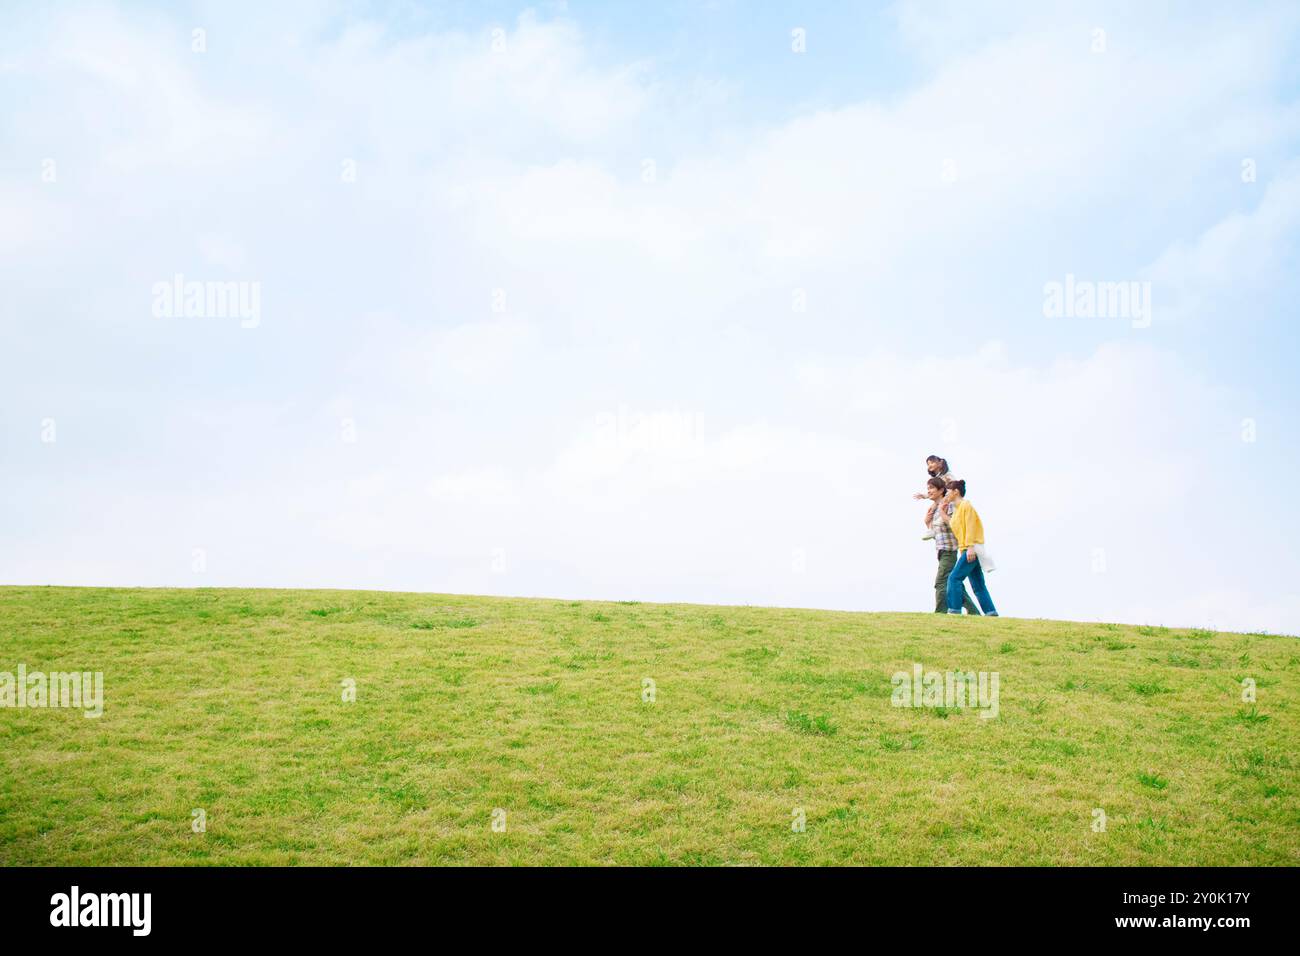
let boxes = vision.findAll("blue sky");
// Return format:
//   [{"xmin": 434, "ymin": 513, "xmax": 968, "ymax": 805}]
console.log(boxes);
[{"xmin": 2, "ymin": 0, "xmax": 1299, "ymax": 632}]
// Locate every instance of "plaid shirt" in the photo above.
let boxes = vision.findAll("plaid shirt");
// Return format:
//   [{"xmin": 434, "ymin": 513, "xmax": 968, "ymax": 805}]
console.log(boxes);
[{"xmin": 928, "ymin": 501, "xmax": 959, "ymax": 552}]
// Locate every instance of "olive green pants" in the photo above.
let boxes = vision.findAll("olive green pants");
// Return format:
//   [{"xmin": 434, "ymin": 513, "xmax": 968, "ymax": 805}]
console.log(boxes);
[{"xmin": 935, "ymin": 549, "xmax": 980, "ymax": 614}]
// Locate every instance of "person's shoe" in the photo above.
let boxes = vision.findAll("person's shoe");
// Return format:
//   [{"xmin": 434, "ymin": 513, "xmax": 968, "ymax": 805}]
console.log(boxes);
[{"xmin": 921, "ymin": 532, "xmax": 935, "ymax": 541}]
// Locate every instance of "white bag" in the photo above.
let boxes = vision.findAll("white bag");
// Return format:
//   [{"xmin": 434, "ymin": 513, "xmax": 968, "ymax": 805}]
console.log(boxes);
[{"xmin": 973, "ymin": 543, "xmax": 996, "ymax": 573}]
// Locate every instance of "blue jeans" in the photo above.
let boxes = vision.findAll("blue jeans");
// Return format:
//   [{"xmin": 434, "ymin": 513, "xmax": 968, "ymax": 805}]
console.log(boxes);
[{"xmin": 947, "ymin": 551, "xmax": 997, "ymax": 615}]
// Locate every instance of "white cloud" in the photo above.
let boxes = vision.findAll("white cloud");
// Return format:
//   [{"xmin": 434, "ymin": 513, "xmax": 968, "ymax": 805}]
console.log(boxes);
[{"xmin": 1144, "ymin": 166, "xmax": 1300, "ymax": 322}]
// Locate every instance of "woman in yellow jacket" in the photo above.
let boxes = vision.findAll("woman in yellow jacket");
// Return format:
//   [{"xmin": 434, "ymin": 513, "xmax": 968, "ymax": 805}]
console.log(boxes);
[{"xmin": 943, "ymin": 479, "xmax": 999, "ymax": 616}]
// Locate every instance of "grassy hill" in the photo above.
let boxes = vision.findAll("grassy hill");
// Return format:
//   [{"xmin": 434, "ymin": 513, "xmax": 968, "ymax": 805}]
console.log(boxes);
[{"xmin": 0, "ymin": 585, "xmax": 1295, "ymax": 866}]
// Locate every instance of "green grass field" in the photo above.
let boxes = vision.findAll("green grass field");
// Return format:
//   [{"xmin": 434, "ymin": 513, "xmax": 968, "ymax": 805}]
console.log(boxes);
[{"xmin": 1, "ymin": 585, "xmax": 1295, "ymax": 866}]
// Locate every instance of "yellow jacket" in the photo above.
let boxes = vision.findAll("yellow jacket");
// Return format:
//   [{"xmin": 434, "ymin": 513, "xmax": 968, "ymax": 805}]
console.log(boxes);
[{"xmin": 950, "ymin": 499, "xmax": 985, "ymax": 550}]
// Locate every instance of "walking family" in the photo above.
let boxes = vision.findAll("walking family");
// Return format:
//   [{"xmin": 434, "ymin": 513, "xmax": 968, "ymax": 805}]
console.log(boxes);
[{"xmin": 913, "ymin": 455, "xmax": 999, "ymax": 616}]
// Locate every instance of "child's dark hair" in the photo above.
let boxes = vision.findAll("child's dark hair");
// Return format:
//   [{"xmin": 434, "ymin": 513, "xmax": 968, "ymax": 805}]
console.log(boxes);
[
  {"xmin": 945, "ymin": 479, "xmax": 966, "ymax": 497},
  {"xmin": 926, "ymin": 455, "xmax": 949, "ymax": 475}
]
